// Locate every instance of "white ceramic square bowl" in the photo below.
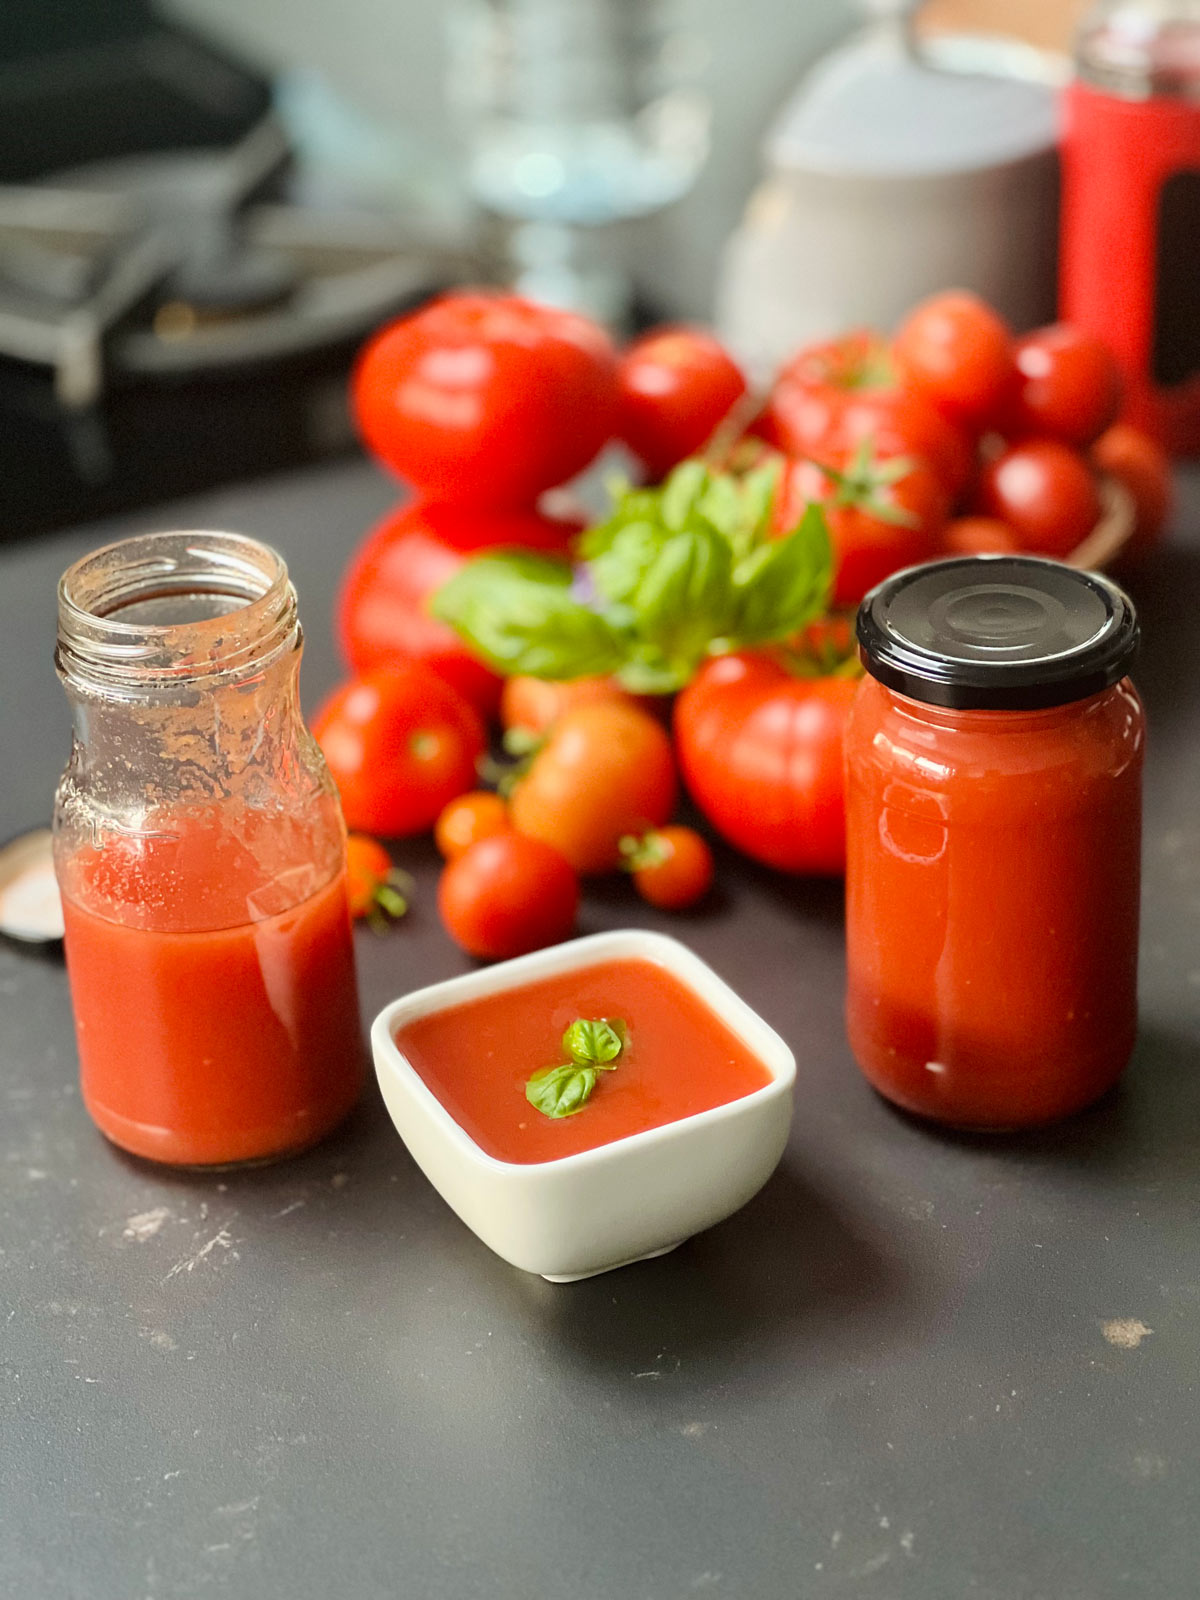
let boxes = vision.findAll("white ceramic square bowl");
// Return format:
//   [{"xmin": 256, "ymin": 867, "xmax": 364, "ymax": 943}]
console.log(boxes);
[{"xmin": 371, "ymin": 928, "xmax": 795, "ymax": 1282}]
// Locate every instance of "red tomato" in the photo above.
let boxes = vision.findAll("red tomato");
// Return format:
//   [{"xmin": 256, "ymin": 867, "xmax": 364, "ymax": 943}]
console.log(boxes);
[
  {"xmin": 434, "ymin": 791, "xmax": 510, "ymax": 861},
  {"xmin": 352, "ymin": 291, "xmax": 618, "ymax": 507},
  {"xmin": 777, "ymin": 450, "xmax": 946, "ymax": 608},
  {"xmin": 1091, "ymin": 423, "xmax": 1171, "ymax": 560},
  {"xmin": 975, "ymin": 439, "xmax": 1101, "ymax": 558},
  {"xmin": 336, "ymin": 502, "xmax": 574, "ymax": 716},
  {"xmin": 892, "ymin": 291, "xmax": 1015, "ymax": 430},
  {"xmin": 1003, "ymin": 323, "xmax": 1122, "ymax": 448},
  {"xmin": 761, "ymin": 330, "xmax": 973, "ymax": 497},
  {"xmin": 499, "ymin": 674, "xmax": 633, "ymax": 738},
  {"xmin": 623, "ymin": 826, "xmax": 715, "ymax": 910},
  {"xmin": 616, "ymin": 326, "xmax": 746, "ymax": 480},
  {"xmin": 313, "ymin": 665, "xmax": 485, "ymax": 838},
  {"xmin": 509, "ymin": 701, "xmax": 677, "ymax": 874},
  {"xmin": 941, "ymin": 516, "xmax": 1021, "ymax": 556},
  {"xmin": 345, "ymin": 834, "xmax": 410, "ymax": 926},
  {"xmin": 438, "ymin": 833, "xmax": 579, "ymax": 960},
  {"xmin": 675, "ymin": 653, "xmax": 858, "ymax": 876}
]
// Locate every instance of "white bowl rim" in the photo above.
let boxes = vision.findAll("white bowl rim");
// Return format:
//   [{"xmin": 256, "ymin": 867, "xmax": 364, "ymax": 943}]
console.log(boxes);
[{"xmin": 370, "ymin": 928, "xmax": 796, "ymax": 1181}]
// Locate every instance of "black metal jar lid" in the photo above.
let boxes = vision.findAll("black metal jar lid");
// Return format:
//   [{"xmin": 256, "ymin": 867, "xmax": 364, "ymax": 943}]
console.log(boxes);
[{"xmin": 856, "ymin": 556, "xmax": 1139, "ymax": 711}]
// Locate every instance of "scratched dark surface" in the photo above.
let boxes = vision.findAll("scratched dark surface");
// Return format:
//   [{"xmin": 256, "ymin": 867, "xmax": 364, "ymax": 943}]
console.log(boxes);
[{"xmin": 1, "ymin": 459, "xmax": 1198, "ymax": 1600}]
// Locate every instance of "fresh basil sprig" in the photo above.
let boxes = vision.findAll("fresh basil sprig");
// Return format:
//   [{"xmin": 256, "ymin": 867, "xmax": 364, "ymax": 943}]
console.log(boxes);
[
  {"xmin": 432, "ymin": 459, "xmax": 832, "ymax": 693},
  {"xmin": 526, "ymin": 1016, "xmax": 629, "ymax": 1119}
]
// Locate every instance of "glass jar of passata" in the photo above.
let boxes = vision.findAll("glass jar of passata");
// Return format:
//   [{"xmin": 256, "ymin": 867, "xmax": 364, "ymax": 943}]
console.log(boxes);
[
  {"xmin": 845, "ymin": 557, "xmax": 1144, "ymax": 1129},
  {"xmin": 54, "ymin": 531, "xmax": 365, "ymax": 1167}
]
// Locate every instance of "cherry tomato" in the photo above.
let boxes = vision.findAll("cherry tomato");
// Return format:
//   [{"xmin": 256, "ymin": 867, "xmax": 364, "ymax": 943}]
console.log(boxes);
[
  {"xmin": 777, "ymin": 449, "xmax": 946, "ymax": 608},
  {"xmin": 435, "ymin": 791, "xmax": 510, "ymax": 861},
  {"xmin": 621, "ymin": 826, "xmax": 714, "ymax": 910},
  {"xmin": 509, "ymin": 701, "xmax": 677, "ymax": 874},
  {"xmin": 352, "ymin": 291, "xmax": 618, "ymax": 507},
  {"xmin": 616, "ymin": 326, "xmax": 746, "ymax": 480},
  {"xmin": 1003, "ymin": 323, "xmax": 1121, "ymax": 448},
  {"xmin": 761, "ymin": 330, "xmax": 973, "ymax": 497},
  {"xmin": 892, "ymin": 291, "xmax": 1015, "ymax": 430},
  {"xmin": 499, "ymin": 674, "xmax": 634, "ymax": 738},
  {"xmin": 941, "ymin": 516, "xmax": 1021, "ymax": 556},
  {"xmin": 975, "ymin": 439, "xmax": 1100, "ymax": 558},
  {"xmin": 675, "ymin": 652, "xmax": 858, "ymax": 876},
  {"xmin": 336, "ymin": 502, "xmax": 575, "ymax": 716},
  {"xmin": 345, "ymin": 834, "xmax": 410, "ymax": 927},
  {"xmin": 438, "ymin": 832, "xmax": 579, "ymax": 960},
  {"xmin": 1091, "ymin": 423, "xmax": 1171, "ymax": 561},
  {"xmin": 313, "ymin": 665, "xmax": 485, "ymax": 838}
]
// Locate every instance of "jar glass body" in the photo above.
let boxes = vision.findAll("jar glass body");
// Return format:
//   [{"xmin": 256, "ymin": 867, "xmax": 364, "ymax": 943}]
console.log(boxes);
[
  {"xmin": 844, "ymin": 674, "xmax": 1144, "ymax": 1129},
  {"xmin": 53, "ymin": 531, "xmax": 364, "ymax": 1166}
]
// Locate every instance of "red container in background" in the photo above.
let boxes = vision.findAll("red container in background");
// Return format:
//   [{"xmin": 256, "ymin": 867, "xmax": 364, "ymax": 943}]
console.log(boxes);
[{"xmin": 1060, "ymin": 4, "xmax": 1200, "ymax": 456}]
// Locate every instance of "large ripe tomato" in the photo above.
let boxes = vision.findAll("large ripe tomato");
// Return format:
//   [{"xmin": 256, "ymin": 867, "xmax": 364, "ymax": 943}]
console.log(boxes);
[
  {"xmin": 975, "ymin": 439, "xmax": 1100, "ymax": 558},
  {"xmin": 776, "ymin": 449, "xmax": 946, "ymax": 608},
  {"xmin": 509, "ymin": 700, "xmax": 677, "ymax": 874},
  {"xmin": 313, "ymin": 664, "xmax": 485, "ymax": 838},
  {"xmin": 674, "ymin": 652, "xmax": 858, "ymax": 876},
  {"xmin": 761, "ymin": 330, "xmax": 973, "ymax": 497},
  {"xmin": 352, "ymin": 291, "xmax": 618, "ymax": 507},
  {"xmin": 438, "ymin": 832, "xmax": 579, "ymax": 960},
  {"xmin": 1091, "ymin": 423, "xmax": 1171, "ymax": 560},
  {"xmin": 1003, "ymin": 323, "xmax": 1122, "ymax": 447},
  {"xmin": 616, "ymin": 326, "xmax": 746, "ymax": 480},
  {"xmin": 892, "ymin": 290, "xmax": 1015, "ymax": 430},
  {"xmin": 336, "ymin": 501, "xmax": 575, "ymax": 716}
]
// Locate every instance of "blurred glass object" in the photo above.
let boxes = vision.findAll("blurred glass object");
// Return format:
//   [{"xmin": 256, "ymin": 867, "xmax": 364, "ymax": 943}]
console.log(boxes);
[{"xmin": 447, "ymin": 0, "xmax": 710, "ymax": 320}]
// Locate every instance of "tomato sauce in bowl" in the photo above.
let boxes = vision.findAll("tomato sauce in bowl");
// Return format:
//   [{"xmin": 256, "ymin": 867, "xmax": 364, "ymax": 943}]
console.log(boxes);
[{"xmin": 394, "ymin": 956, "xmax": 771, "ymax": 1164}]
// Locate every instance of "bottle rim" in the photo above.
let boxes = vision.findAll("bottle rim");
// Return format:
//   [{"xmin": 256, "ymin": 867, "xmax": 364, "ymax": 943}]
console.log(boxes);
[{"xmin": 56, "ymin": 530, "xmax": 299, "ymax": 695}]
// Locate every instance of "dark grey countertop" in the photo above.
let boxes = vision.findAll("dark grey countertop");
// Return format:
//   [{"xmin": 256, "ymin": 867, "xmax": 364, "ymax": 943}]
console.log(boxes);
[{"xmin": 3, "ymin": 459, "xmax": 1198, "ymax": 1600}]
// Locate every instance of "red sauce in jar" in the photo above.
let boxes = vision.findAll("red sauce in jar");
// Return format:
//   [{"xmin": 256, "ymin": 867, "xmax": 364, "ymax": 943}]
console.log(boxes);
[
  {"xmin": 394, "ymin": 957, "xmax": 772, "ymax": 1164},
  {"xmin": 60, "ymin": 811, "xmax": 364, "ymax": 1166},
  {"xmin": 846, "ymin": 558, "xmax": 1144, "ymax": 1129}
]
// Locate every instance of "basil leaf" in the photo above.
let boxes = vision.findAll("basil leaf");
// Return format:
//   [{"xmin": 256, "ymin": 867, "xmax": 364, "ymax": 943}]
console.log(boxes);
[
  {"xmin": 660, "ymin": 460, "xmax": 711, "ymax": 531},
  {"xmin": 563, "ymin": 1017, "xmax": 626, "ymax": 1067},
  {"xmin": 433, "ymin": 555, "xmax": 626, "ymax": 680},
  {"xmin": 590, "ymin": 521, "xmax": 664, "ymax": 608},
  {"xmin": 729, "ymin": 503, "xmax": 833, "ymax": 643},
  {"xmin": 525, "ymin": 1062, "xmax": 597, "ymax": 1118},
  {"xmin": 627, "ymin": 523, "xmax": 733, "ymax": 674}
]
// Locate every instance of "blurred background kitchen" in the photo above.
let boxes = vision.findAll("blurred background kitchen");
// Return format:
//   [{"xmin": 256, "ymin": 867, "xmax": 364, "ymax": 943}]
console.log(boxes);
[{"xmin": 3, "ymin": 0, "xmax": 1191, "ymax": 537}]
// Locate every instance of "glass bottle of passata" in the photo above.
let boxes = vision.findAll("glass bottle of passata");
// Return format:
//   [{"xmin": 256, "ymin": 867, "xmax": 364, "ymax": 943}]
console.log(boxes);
[
  {"xmin": 845, "ymin": 557, "xmax": 1143, "ymax": 1130},
  {"xmin": 53, "ymin": 531, "xmax": 364, "ymax": 1166}
]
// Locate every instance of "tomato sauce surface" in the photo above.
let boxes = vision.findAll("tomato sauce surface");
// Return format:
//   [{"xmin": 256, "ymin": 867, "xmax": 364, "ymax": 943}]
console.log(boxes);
[{"xmin": 395, "ymin": 957, "xmax": 772, "ymax": 1164}]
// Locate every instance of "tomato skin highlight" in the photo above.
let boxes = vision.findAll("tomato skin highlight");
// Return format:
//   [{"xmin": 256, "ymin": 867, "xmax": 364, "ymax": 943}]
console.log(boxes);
[
  {"xmin": 352, "ymin": 291, "xmax": 618, "ymax": 507},
  {"xmin": 616, "ymin": 326, "xmax": 746, "ymax": 480},
  {"xmin": 674, "ymin": 652, "xmax": 858, "ymax": 876},
  {"xmin": 337, "ymin": 501, "xmax": 576, "ymax": 717},
  {"xmin": 312, "ymin": 665, "xmax": 485, "ymax": 838},
  {"xmin": 975, "ymin": 438, "xmax": 1101, "ymax": 558},
  {"xmin": 1003, "ymin": 323, "xmax": 1121, "ymax": 448},
  {"xmin": 435, "ymin": 791, "xmax": 510, "ymax": 861},
  {"xmin": 509, "ymin": 701, "xmax": 677, "ymax": 875},
  {"xmin": 438, "ymin": 832, "xmax": 579, "ymax": 960},
  {"xmin": 892, "ymin": 290, "xmax": 1016, "ymax": 430}
]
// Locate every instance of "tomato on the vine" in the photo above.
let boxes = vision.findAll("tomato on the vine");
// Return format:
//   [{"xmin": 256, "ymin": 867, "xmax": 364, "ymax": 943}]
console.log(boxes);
[
  {"xmin": 762, "ymin": 330, "xmax": 973, "ymax": 496},
  {"xmin": 675, "ymin": 652, "xmax": 858, "ymax": 876},
  {"xmin": 352, "ymin": 291, "xmax": 618, "ymax": 507},
  {"xmin": 776, "ymin": 446, "xmax": 945, "ymax": 608},
  {"xmin": 313, "ymin": 664, "xmax": 485, "ymax": 838},
  {"xmin": 345, "ymin": 834, "xmax": 411, "ymax": 929},
  {"xmin": 1003, "ymin": 324, "xmax": 1121, "ymax": 448},
  {"xmin": 435, "ymin": 791, "xmax": 510, "ymax": 861},
  {"xmin": 892, "ymin": 290, "xmax": 1015, "ymax": 430},
  {"xmin": 975, "ymin": 439, "xmax": 1100, "ymax": 558},
  {"xmin": 509, "ymin": 700, "xmax": 677, "ymax": 874},
  {"xmin": 1091, "ymin": 423, "xmax": 1171, "ymax": 560},
  {"xmin": 621, "ymin": 826, "xmax": 714, "ymax": 910},
  {"xmin": 438, "ymin": 832, "xmax": 579, "ymax": 960},
  {"xmin": 336, "ymin": 502, "xmax": 575, "ymax": 716},
  {"xmin": 616, "ymin": 326, "xmax": 746, "ymax": 480}
]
